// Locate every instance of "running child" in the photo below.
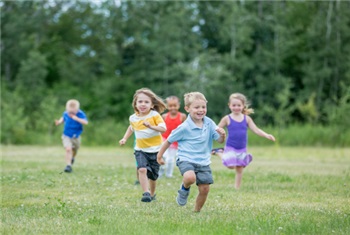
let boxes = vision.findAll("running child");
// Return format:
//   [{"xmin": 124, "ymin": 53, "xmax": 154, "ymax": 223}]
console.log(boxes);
[
  {"xmin": 213, "ymin": 93, "xmax": 275, "ymax": 189},
  {"xmin": 159, "ymin": 96, "xmax": 186, "ymax": 178},
  {"xmin": 157, "ymin": 92, "xmax": 226, "ymax": 212},
  {"xmin": 55, "ymin": 99, "xmax": 88, "ymax": 173},
  {"xmin": 119, "ymin": 88, "xmax": 166, "ymax": 202}
]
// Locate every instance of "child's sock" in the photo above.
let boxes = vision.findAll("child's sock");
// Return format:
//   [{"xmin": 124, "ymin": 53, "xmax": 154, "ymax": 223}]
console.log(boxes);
[{"xmin": 181, "ymin": 184, "xmax": 190, "ymax": 191}]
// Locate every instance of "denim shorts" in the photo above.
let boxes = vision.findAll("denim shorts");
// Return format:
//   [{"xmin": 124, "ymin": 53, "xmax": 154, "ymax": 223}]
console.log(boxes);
[
  {"xmin": 135, "ymin": 150, "xmax": 160, "ymax": 181},
  {"xmin": 176, "ymin": 160, "xmax": 213, "ymax": 185}
]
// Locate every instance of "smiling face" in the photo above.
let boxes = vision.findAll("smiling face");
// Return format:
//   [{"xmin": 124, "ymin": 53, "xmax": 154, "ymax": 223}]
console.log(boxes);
[
  {"xmin": 167, "ymin": 98, "xmax": 180, "ymax": 115},
  {"xmin": 185, "ymin": 99, "xmax": 207, "ymax": 122},
  {"xmin": 135, "ymin": 93, "xmax": 153, "ymax": 116},
  {"xmin": 228, "ymin": 98, "xmax": 244, "ymax": 115}
]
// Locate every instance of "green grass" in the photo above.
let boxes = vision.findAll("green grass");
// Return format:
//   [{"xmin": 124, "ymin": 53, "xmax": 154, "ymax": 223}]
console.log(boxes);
[{"xmin": 1, "ymin": 146, "xmax": 350, "ymax": 234}]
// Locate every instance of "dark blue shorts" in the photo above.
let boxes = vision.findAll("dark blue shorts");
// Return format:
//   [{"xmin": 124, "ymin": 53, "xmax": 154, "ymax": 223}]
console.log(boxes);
[{"xmin": 135, "ymin": 150, "xmax": 160, "ymax": 181}]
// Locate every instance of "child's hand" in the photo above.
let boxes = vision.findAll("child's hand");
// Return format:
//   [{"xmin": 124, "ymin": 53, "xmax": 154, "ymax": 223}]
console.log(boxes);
[
  {"xmin": 266, "ymin": 134, "xmax": 276, "ymax": 142},
  {"xmin": 69, "ymin": 114, "xmax": 77, "ymax": 120},
  {"xmin": 54, "ymin": 120, "xmax": 60, "ymax": 126},
  {"xmin": 143, "ymin": 121, "xmax": 151, "ymax": 128},
  {"xmin": 216, "ymin": 127, "xmax": 226, "ymax": 137},
  {"xmin": 157, "ymin": 155, "xmax": 165, "ymax": 165},
  {"xmin": 119, "ymin": 138, "xmax": 127, "ymax": 145}
]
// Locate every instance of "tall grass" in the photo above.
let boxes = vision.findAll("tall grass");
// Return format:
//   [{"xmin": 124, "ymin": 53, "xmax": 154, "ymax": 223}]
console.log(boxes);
[
  {"xmin": 3, "ymin": 121, "xmax": 349, "ymax": 147},
  {"xmin": 1, "ymin": 146, "xmax": 349, "ymax": 234}
]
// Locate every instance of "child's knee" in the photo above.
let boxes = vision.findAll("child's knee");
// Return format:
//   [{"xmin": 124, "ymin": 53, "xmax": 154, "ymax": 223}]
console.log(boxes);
[
  {"xmin": 138, "ymin": 168, "xmax": 147, "ymax": 174},
  {"xmin": 199, "ymin": 185, "xmax": 210, "ymax": 195},
  {"xmin": 65, "ymin": 148, "xmax": 72, "ymax": 153},
  {"xmin": 183, "ymin": 171, "xmax": 196, "ymax": 184}
]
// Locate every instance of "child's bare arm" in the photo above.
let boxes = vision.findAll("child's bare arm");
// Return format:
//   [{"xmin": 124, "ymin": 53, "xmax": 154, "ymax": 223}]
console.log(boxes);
[
  {"xmin": 55, "ymin": 117, "xmax": 64, "ymax": 126},
  {"xmin": 157, "ymin": 141, "xmax": 171, "ymax": 165},
  {"xmin": 119, "ymin": 126, "xmax": 133, "ymax": 145},
  {"xmin": 143, "ymin": 121, "xmax": 166, "ymax": 133},
  {"xmin": 71, "ymin": 115, "xmax": 88, "ymax": 125},
  {"xmin": 247, "ymin": 116, "xmax": 275, "ymax": 141},
  {"xmin": 217, "ymin": 116, "xmax": 229, "ymax": 128}
]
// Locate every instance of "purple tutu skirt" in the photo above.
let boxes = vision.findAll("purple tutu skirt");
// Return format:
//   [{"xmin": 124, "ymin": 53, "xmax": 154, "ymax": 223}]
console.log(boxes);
[{"xmin": 222, "ymin": 147, "xmax": 253, "ymax": 167}]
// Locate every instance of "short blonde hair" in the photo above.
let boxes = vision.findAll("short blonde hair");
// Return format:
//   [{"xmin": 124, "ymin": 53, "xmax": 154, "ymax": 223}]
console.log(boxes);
[
  {"xmin": 184, "ymin": 92, "xmax": 207, "ymax": 107},
  {"xmin": 66, "ymin": 99, "xmax": 80, "ymax": 112},
  {"xmin": 132, "ymin": 88, "xmax": 166, "ymax": 114},
  {"xmin": 229, "ymin": 93, "xmax": 254, "ymax": 115}
]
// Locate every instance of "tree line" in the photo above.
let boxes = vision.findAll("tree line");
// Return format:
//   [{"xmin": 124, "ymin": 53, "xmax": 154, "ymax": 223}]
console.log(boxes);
[{"xmin": 1, "ymin": 0, "xmax": 350, "ymax": 145}]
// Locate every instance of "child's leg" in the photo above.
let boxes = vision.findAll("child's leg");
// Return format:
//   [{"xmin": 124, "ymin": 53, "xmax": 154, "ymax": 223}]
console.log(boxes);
[
  {"xmin": 165, "ymin": 148, "xmax": 176, "ymax": 178},
  {"xmin": 183, "ymin": 170, "xmax": 196, "ymax": 188},
  {"xmin": 158, "ymin": 164, "xmax": 165, "ymax": 178},
  {"xmin": 165, "ymin": 156, "xmax": 174, "ymax": 177},
  {"xmin": 149, "ymin": 179, "xmax": 156, "ymax": 196},
  {"xmin": 216, "ymin": 152, "xmax": 223, "ymax": 160},
  {"xmin": 138, "ymin": 167, "xmax": 149, "ymax": 192},
  {"xmin": 195, "ymin": 184, "xmax": 210, "ymax": 212},
  {"xmin": 235, "ymin": 166, "xmax": 244, "ymax": 189},
  {"xmin": 65, "ymin": 147, "xmax": 73, "ymax": 165}
]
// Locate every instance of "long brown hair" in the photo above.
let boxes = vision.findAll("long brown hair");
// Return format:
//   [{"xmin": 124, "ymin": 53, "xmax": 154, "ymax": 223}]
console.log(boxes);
[{"xmin": 132, "ymin": 88, "xmax": 166, "ymax": 114}]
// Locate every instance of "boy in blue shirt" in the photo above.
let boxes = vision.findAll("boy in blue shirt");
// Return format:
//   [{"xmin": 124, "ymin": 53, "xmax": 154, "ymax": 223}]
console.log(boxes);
[
  {"xmin": 157, "ymin": 92, "xmax": 226, "ymax": 212},
  {"xmin": 55, "ymin": 99, "xmax": 88, "ymax": 173}
]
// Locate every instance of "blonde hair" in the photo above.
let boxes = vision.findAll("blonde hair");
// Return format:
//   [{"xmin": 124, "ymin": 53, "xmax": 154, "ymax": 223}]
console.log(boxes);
[
  {"xmin": 229, "ymin": 93, "xmax": 254, "ymax": 115},
  {"xmin": 132, "ymin": 88, "xmax": 166, "ymax": 114},
  {"xmin": 184, "ymin": 92, "xmax": 207, "ymax": 107},
  {"xmin": 66, "ymin": 99, "xmax": 80, "ymax": 111}
]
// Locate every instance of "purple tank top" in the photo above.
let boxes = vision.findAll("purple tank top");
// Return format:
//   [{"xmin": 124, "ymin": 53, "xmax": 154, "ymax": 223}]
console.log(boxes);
[{"xmin": 225, "ymin": 115, "xmax": 248, "ymax": 151}]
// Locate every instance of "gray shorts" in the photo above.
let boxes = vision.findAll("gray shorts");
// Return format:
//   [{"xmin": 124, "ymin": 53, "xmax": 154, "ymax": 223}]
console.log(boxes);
[
  {"xmin": 176, "ymin": 160, "xmax": 213, "ymax": 185},
  {"xmin": 62, "ymin": 135, "xmax": 81, "ymax": 150},
  {"xmin": 135, "ymin": 151, "xmax": 160, "ymax": 181}
]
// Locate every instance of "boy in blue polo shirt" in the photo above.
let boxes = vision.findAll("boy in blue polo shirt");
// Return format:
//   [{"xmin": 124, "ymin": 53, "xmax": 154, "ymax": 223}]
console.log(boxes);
[
  {"xmin": 55, "ymin": 99, "xmax": 88, "ymax": 173},
  {"xmin": 157, "ymin": 92, "xmax": 226, "ymax": 212}
]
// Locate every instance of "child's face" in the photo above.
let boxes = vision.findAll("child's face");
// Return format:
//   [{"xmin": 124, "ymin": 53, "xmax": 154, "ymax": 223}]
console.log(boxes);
[
  {"xmin": 185, "ymin": 99, "xmax": 207, "ymax": 122},
  {"xmin": 229, "ymin": 98, "xmax": 244, "ymax": 114},
  {"xmin": 136, "ymin": 93, "xmax": 153, "ymax": 116},
  {"xmin": 167, "ymin": 99, "xmax": 180, "ymax": 115},
  {"xmin": 67, "ymin": 107, "xmax": 78, "ymax": 116}
]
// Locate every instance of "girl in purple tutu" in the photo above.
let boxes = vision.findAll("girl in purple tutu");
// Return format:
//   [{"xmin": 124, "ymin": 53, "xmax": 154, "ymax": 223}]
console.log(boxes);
[{"xmin": 213, "ymin": 93, "xmax": 275, "ymax": 189}]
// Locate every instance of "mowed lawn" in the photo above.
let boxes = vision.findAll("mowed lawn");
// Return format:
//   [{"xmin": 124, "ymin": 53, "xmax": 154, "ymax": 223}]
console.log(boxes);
[{"xmin": 1, "ymin": 145, "xmax": 349, "ymax": 235}]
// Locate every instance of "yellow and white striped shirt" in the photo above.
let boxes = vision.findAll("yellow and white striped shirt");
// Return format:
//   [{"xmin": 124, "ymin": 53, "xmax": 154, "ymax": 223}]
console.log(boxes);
[{"xmin": 130, "ymin": 110, "xmax": 166, "ymax": 153}]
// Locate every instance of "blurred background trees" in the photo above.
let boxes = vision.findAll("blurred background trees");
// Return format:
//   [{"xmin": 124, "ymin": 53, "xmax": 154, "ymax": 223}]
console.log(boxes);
[{"xmin": 1, "ymin": 0, "xmax": 349, "ymax": 146}]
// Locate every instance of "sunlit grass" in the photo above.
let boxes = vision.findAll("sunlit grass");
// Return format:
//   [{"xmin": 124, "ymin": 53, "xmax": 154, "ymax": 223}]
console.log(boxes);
[{"xmin": 1, "ymin": 146, "xmax": 350, "ymax": 234}]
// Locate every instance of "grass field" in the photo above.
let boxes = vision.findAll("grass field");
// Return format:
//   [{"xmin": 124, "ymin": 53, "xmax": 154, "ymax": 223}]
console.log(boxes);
[{"xmin": 1, "ymin": 145, "xmax": 350, "ymax": 235}]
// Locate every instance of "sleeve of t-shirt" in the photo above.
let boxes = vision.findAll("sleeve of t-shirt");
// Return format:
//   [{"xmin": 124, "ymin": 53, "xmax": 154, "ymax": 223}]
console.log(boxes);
[
  {"xmin": 167, "ymin": 124, "xmax": 184, "ymax": 144},
  {"xmin": 77, "ymin": 110, "xmax": 87, "ymax": 120},
  {"xmin": 63, "ymin": 112, "xmax": 67, "ymax": 122},
  {"xmin": 129, "ymin": 116, "xmax": 134, "ymax": 131},
  {"xmin": 153, "ymin": 112, "xmax": 166, "ymax": 129}
]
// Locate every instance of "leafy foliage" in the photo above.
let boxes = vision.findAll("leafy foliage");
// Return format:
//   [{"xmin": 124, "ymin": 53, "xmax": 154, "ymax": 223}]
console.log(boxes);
[{"xmin": 1, "ymin": 1, "xmax": 350, "ymax": 145}]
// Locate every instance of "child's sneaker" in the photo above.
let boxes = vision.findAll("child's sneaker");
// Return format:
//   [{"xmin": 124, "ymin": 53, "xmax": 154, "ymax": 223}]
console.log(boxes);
[
  {"xmin": 151, "ymin": 194, "xmax": 156, "ymax": 201},
  {"xmin": 141, "ymin": 192, "xmax": 152, "ymax": 202},
  {"xmin": 71, "ymin": 157, "xmax": 75, "ymax": 165},
  {"xmin": 176, "ymin": 188, "xmax": 190, "ymax": 206},
  {"xmin": 211, "ymin": 147, "xmax": 224, "ymax": 155},
  {"xmin": 64, "ymin": 165, "xmax": 72, "ymax": 173}
]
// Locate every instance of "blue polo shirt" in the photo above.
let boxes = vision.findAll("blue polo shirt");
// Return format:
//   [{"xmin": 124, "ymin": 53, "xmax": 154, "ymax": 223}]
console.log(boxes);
[
  {"xmin": 62, "ymin": 110, "xmax": 87, "ymax": 138},
  {"xmin": 167, "ymin": 115, "xmax": 220, "ymax": 166}
]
